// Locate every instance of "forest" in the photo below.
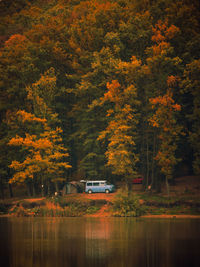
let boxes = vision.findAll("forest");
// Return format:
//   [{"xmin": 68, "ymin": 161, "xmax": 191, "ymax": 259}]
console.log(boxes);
[{"xmin": 0, "ymin": 0, "xmax": 200, "ymax": 198}]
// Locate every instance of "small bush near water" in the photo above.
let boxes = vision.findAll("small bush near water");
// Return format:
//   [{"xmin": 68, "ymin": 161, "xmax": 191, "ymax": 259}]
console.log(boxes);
[{"xmin": 112, "ymin": 189, "xmax": 146, "ymax": 217}]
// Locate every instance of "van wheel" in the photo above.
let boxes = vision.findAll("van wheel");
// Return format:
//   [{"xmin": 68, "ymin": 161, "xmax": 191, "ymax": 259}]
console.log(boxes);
[
  {"xmin": 105, "ymin": 189, "xmax": 110, "ymax": 194},
  {"xmin": 88, "ymin": 189, "xmax": 92, "ymax": 194}
]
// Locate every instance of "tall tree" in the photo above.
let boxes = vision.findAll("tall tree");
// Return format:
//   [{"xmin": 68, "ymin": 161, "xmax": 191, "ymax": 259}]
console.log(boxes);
[
  {"xmin": 98, "ymin": 79, "xmax": 140, "ymax": 188},
  {"xmin": 149, "ymin": 75, "xmax": 182, "ymax": 195},
  {"xmin": 181, "ymin": 60, "xmax": 200, "ymax": 175}
]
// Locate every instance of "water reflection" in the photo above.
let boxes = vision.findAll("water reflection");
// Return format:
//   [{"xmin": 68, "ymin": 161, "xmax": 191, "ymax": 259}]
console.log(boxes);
[{"xmin": 0, "ymin": 217, "xmax": 199, "ymax": 267}]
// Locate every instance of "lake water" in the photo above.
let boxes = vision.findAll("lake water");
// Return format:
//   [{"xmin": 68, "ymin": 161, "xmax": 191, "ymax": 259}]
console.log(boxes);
[{"xmin": 0, "ymin": 217, "xmax": 199, "ymax": 267}]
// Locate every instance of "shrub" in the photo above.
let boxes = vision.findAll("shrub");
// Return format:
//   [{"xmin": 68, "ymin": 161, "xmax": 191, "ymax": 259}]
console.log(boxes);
[
  {"xmin": 9, "ymin": 205, "xmax": 30, "ymax": 217},
  {"xmin": 86, "ymin": 206, "xmax": 100, "ymax": 214},
  {"xmin": 112, "ymin": 189, "xmax": 146, "ymax": 217}
]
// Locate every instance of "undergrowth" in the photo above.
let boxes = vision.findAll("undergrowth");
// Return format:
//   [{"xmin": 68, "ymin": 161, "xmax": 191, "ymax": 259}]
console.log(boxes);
[
  {"xmin": 8, "ymin": 197, "xmax": 105, "ymax": 217},
  {"xmin": 111, "ymin": 189, "xmax": 146, "ymax": 217}
]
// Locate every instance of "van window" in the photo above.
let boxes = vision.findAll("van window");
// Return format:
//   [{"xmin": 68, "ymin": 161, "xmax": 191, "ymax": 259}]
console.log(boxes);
[
  {"xmin": 87, "ymin": 182, "xmax": 92, "ymax": 186},
  {"xmin": 93, "ymin": 182, "xmax": 100, "ymax": 186}
]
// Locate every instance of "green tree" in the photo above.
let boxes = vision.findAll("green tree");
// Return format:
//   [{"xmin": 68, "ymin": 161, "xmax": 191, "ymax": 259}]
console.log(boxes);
[{"xmin": 182, "ymin": 60, "xmax": 200, "ymax": 174}]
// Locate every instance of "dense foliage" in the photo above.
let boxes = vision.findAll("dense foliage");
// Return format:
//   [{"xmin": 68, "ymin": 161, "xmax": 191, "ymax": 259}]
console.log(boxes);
[{"xmin": 0, "ymin": 0, "xmax": 199, "ymax": 197}]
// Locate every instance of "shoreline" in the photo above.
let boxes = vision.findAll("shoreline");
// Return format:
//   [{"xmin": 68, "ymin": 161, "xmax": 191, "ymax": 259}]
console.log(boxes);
[
  {"xmin": 141, "ymin": 214, "xmax": 200, "ymax": 219},
  {"xmin": 1, "ymin": 213, "xmax": 200, "ymax": 219}
]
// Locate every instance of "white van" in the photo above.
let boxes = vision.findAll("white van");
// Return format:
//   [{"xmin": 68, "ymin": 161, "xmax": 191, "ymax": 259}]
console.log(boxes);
[{"xmin": 84, "ymin": 180, "xmax": 115, "ymax": 194}]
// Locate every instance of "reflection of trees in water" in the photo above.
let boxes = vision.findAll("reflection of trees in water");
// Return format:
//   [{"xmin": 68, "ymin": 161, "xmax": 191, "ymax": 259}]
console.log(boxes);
[
  {"xmin": 4, "ymin": 218, "xmax": 200, "ymax": 267},
  {"xmin": 85, "ymin": 218, "xmax": 112, "ymax": 260}
]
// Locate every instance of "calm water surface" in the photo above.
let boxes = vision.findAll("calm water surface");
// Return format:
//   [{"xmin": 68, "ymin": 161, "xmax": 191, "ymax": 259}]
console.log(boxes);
[{"xmin": 0, "ymin": 217, "xmax": 199, "ymax": 267}]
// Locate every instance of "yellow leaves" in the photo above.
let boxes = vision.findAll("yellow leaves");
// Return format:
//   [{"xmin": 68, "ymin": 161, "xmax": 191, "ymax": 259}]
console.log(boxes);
[
  {"xmin": 118, "ymin": 56, "xmax": 142, "ymax": 75},
  {"xmin": 9, "ymin": 108, "xmax": 71, "ymax": 184},
  {"xmin": 130, "ymin": 56, "xmax": 142, "ymax": 67},
  {"xmin": 106, "ymin": 109, "xmax": 114, "ymax": 117},
  {"xmin": 9, "ymin": 172, "xmax": 27, "ymax": 184},
  {"xmin": 35, "ymin": 138, "xmax": 53, "ymax": 150},
  {"xmin": 106, "ymin": 80, "xmax": 120, "ymax": 91},
  {"xmin": 57, "ymin": 162, "xmax": 72, "ymax": 169},
  {"xmin": 23, "ymin": 134, "xmax": 34, "ymax": 147},
  {"xmin": 27, "ymin": 164, "xmax": 41, "ymax": 173},
  {"xmin": 148, "ymin": 118, "xmax": 159, "ymax": 128},
  {"xmin": 49, "ymin": 151, "xmax": 69, "ymax": 160},
  {"xmin": 98, "ymin": 130, "xmax": 107, "ymax": 141},
  {"xmin": 9, "ymin": 134, "xmax": 52, "ymax": 150},
  {"xmin": 9, "ymin": 161, "xmax": 24, "ymax": 171},
  {"xmin": 17, "ymin": 110, "xmax": 46, "ymax": 124},
  {"xmin": 9, "ymin": 136, "xmax": 24, "ymax": 146},
  {"xmin": 33, "ymin": 152, "xmax": 42, "ymax": 162}
]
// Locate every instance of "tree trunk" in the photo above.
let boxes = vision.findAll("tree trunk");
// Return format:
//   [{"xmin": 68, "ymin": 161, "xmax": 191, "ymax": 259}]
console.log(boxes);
[
  {"xmin": 55, "ymin": 182, "xmax": 59, "ymax": 194},
  {"xmin": 127, "ymin": 181, "xmax": 132, "ymax": 195},
  {"xmin": 0, "ymin": 182, "xmax": 4, "ymax": 199},
  {"xmin": 33, "ymin": 183, "xmax": 36, "ymax": 197},
  {"xmin": 26, "ymin": 183, "xmax": 32, "ymax": 197},
  {"xmin": 8, "ymin": 183, "xmax": 13, "ymax": 198},
  {"xmin": 166, "ymin": 176, "xmax": 170, "ymax": 197},
  {"xmin": 140, "ymin": 118, "xmax": 146, "ymax": 190},
  {"xmin": 47, "ymin": 181, "xmax": 51, "ymax": 196},
  {"xmin": 151, "ymin": 130, "xmax": 156, "ymax": 188},
  {"xmin": 146, "ymin": 132, "xmax": 150, "ymax": 189}
]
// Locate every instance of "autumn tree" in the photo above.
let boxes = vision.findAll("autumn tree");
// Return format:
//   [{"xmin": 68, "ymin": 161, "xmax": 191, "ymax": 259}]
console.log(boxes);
[
  {"xmin": 98, "ymin": 79, "xmax": 140, "ymax": 189},
  {"xmin": 149, "ymin": 76, "xmax": 182, "ymax": 196},
  {"xmin": 8, "ymin": 110, "xmax": 71, "ymax": 196},
  {"xmin": 140, "ymin": 19, "xmax": 182, "ymax": 189},
  {"xmin": 7, "ymin": 67, "xmax": 71, "ymax": 196}
]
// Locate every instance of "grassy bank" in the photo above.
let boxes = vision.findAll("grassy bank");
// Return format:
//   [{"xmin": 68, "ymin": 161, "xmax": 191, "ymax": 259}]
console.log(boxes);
[
  {"xmin": 0, "ymin": 190, "xmax": 199, "ymax": 217},
  {"xmin": 0, "ymin": 197, "xmax": 107, "ymax": 217}
]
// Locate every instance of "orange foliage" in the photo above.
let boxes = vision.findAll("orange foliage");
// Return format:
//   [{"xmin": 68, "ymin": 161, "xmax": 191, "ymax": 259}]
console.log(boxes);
[
  {"xmin": 152, "ymin": 31, "xmax": 166, "ymax": 43},
  {"xmin": 149, "ymin": 81, "xmax": 182, "ymax": 179},
  {"xmin": 17, "ymin": 110, "xmax": 46, "ymax": 124},
  {"xmin": 8, "ymin": 109, "xmax": 71, "ymax": 184},
  {"xmin": 5, "ymin": 34, "xmax": 27, "ymax": 47},
  {"xmin": 152, "ymin": 20, "xmax": 180, "ymax": 44},
  {"xmin": 165, "ymin": 24, "xmax": 180, "ymax": 39},
  {"xmin": 167, "ymin": 75, "xmax": 180, "ymax": 87},
  {"xmin": 152, "ymin": 42, "xmax": 170, "ymax": 56},
  {"xmin": 104, "ymin": 80, "xmax": 121, "ymax": 103}
]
